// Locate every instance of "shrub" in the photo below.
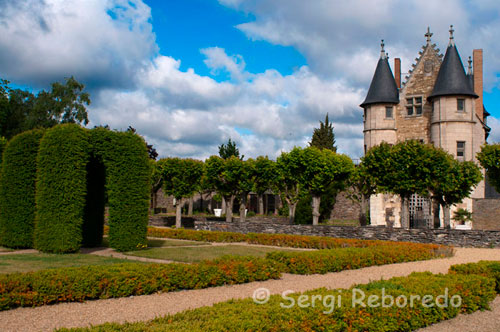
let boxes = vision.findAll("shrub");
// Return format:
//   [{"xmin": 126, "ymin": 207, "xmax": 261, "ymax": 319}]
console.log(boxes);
[
  {"xmin": 449, "ymin": 261, "xmax": 500, "ymax": 292},
  {"xmin": 34, "ymin": 124, "xmax": 90, "ymax": 253},
  {"xmin": 266, "ymin": 244, "xmax": 450, "ymax": 274},
  {"xmin": 0, "ymin": 256, "xmax": 281, "ymax": 310},
  {"xmin": 0, "ymin": 136, "xmax": 7, "ymax": 166},
  {"xmin": 90, "ymin": 128, "xmax": 150, "ymax": 251},
  {"xmin": 56, "ymin": 272, "xmax": 496, "ymax": 332},
  {"xmin": 0, "ymin": 129, "xmax": 45, "ymax": 248}
]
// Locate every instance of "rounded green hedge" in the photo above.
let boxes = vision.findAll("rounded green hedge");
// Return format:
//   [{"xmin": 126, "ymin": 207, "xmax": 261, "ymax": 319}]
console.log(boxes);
[
  {"xmin": 34, "ymin": 124, "xmax": 91, "ymax": 253},
  {"xmin": 0, "ymin": 129, "xmax": 45, "ymax": 248},
  {"xmin": 90, "ymin": 127, "xmax": 150, "ymax": 251},
  {"xmin": 0, "ymin": 136, "xmax": 7, "ymax": 166}
]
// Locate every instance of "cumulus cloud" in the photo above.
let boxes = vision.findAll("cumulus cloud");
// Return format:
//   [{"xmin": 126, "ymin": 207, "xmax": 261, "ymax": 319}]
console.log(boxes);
[{"xmin": 0, "ymin": 0, "xmax": 157, "ymax": 88}]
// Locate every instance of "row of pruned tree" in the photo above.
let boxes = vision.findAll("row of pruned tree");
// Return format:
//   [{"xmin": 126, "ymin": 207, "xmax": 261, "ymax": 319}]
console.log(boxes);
[{"xmin": 153, "ymin": 146, "xmax": 355, "ymax": 227}]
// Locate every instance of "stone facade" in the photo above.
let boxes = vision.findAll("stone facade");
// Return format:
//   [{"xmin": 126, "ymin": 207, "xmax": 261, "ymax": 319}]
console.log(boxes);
[
  {"xmin": 330, "ymin": 191, "xmax": 361, "ymax": 221},
  {"xmin": 472, "ymin": 198, "xmax": 500, "ymax": 230},
  {"xmin": 364, "ymin": 29, "xmax": 489, "ymax": 228},
  {"xmin": 194, "ymin": 220, "xmax": 500, "ymax": 248}
]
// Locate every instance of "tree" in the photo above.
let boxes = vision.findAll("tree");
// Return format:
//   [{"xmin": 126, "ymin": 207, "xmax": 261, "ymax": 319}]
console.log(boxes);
[
  {"xmin": 309, "ymin": 113, "xmax": 336, "ymax": 152},
  {"xmin": 159, "ymin": 158, "xmax": 204, "ymax": 228},
  {"xmin": 149, "ymin": 159, "xmax": 163, "ymax": 213},
  {"xmin": 0, "ymin": 136, "xmax": 7, "ymax": 166},
  {"xmin": 347, "ymin": 162, "xmax": 377, "ymax": 226},
  {"xmin": 253, "ymin": 156, "xmax": 278, "ymax": 215},
  {"xmin": 275, "ymin": 147, "xmax": 305, "ymax": 224},
  {"xmin": 127, "ymin": 126, "xmax": 158, "ymax": 160},
  {"xmin": 236, "ymin": 159, "xmax": 256, "ymax": 222},
  {"xmin": 218, "ymin": 138, "xmax": 243, "ymax": 160},
  {"xmin": 205, "ymin": 155, "xmax": 242, "ymax": 223},
  {"xmin": 297, "ymin": 147, "xmax": 354, "ymax": 225},
  {"xmin": 477, "ymin": 144, "xmax": 500, "ymax": 193},
  {"xmin": 0, "ymin": 77, "xmax": 90, "ymax": 139}
]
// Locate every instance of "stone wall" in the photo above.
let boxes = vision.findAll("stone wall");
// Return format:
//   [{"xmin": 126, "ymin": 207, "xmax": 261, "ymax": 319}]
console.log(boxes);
[
  {"xmin": 472, "ymin": 198, "xmax": 500, "ymax": 230},
  {"xmin": 194, "ymin": 220, "xmax": 500, "ymax": 248},
  {"xmin": 330, "ymin": 191, "xmax": 360, "ymax": 220}
]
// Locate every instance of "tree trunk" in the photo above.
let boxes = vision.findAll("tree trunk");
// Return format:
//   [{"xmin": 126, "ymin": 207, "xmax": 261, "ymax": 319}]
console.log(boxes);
[
  {"xmin": 432, "ymin": 199, "xmax": 441, "ymax": 228},
  {"xmin": 175, "ymin": 198, "xmax": 183, "ymax": 228},
  {"xmin": 240, "ymin": 193, "xmax": 248, "ymax": 222},
  {"xmin": 258, "ymin": 194, "xmax": 264, "ymax": 215},
  {"xmin": 288, "ymin": 203, "xmax": 297, "ymax": 224},
  {"xmin": 207, "ymin": 193, "xmax": 212, "ymax": 212},
  {"xmin": 400, "ymin": 195, "xmax": 410, "ymax": 229},
  {"xmin": 225, "ymin": 196, "xmax": 232, "ymax": 222},
  {"xmin": 312, "ymin": 195, "xmax": 321, "ymax": 225},
  {"xmin": 359, "ymin": 195, "xmax": 368, "ymax": 226},
  {"xmin": 188, "ymin": 196, "xmax": 194, "ymax": 216},
  {"xmin": 151, "ymin": 190, "xmax": 157, "ymax": 214},
  {"xmin": 199, "ymin": 193, "xmax": 204, "ymax": 214},
  {"xmin": 443, "ymin": 205, "xmax": 451, "ymax": 229},
  {"xmin": 221, "ymin": 196, "xmax": 226, "ymax": 215},
  {"xmin": 275, "ymin": 195, "xmax": 281, "ymax": 215}
]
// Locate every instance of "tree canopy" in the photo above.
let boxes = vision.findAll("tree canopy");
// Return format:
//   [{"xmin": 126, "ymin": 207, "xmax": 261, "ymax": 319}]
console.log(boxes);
[
  {"xmin": 218, "ymin": 138, "xmax": 243, "ymax": 160},
  {"xmin": 0, "ymin": 77, "xmax": 90, "ymax": 139},
  {"xmin": 309, "ymin": 113, "xmax": 336, "ymax": 151},
  {"xmin": 477, "ymin": 144, "xmax": 500, "ymax": 193}
]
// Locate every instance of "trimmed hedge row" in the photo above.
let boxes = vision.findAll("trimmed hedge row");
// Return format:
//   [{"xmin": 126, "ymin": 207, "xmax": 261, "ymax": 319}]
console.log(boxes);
[
  {"xmin": 0, "ymin": 256, "xmax": 280, "ymax": 310},
  {"xmin": 0, "ymin": 129, "xmax": 45, "ymax": 248},
  {"xmin": 145, "ymin": 226, "xmax": 452, "ymax": 251},
  {"xmin": 57, "ymin": 271, "xmax": 496, "ymax": 332},
  {"xmin": 450, "ymin": 260, "xmax": 500, "ymax": 292},
  {"xmin": 90, "ymin": 128, "xmax": 150, "ymax": 251},
  {"xmin": 34, "ymin": 124, "xmax": 91, "ymax": 253},
  {"xmin": 0, "ymin": 136, "xmax": 6, "ymax": 166},
  {"xmin": 266, "ymin": 244, "xmax": 452, "ymax": 274}
]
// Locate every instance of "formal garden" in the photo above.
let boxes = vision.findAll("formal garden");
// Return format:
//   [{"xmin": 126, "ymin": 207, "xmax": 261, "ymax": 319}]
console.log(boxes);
[{"xmin": 1, "ymin": 123, "xmax": 500, "ymax": 331}]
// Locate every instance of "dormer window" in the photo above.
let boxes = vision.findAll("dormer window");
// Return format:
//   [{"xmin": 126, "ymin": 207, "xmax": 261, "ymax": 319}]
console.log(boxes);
[
  {"xmin": 457, "ymin": 98, "xmax": 465, "ymax": 112},
  {"xmin": 406, "ymin": 96, "xmax": 423, "ymax": 117}
]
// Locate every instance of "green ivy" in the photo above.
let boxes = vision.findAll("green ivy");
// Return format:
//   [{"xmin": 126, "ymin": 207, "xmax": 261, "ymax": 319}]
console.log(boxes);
[{"xmin": 0, "ymin": 129, "xmax": 45, "ymax": 248}]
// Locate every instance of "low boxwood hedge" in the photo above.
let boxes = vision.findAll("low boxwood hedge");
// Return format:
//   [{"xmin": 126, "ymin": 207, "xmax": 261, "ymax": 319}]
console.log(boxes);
[
  {"xmin": 450, "ymin": 260, "xmax": 500, "ymax": 292},
  {"xmin": 0, "ymin": 256, "xmax": 280, "ymax": 311},
  {"xmin": 57, "ymin": 271, "xmax": 496, "ymax": 332}
]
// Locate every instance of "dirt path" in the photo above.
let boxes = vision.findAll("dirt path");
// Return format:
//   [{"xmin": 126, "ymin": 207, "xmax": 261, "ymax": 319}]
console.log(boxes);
[{"xmin": 1, "ymin": 247, "xmax": 500, "ymax": 332}]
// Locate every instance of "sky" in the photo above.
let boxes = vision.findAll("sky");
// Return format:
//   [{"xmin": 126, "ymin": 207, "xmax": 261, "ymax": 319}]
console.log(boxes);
[{"xmin": 1, "ymin": 0, "xmax": 500, "ymax": 160}]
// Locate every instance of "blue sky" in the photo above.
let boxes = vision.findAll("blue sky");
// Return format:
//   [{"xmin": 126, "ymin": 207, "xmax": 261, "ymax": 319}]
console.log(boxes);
[{"xmin": 1, "ymin": 0, "xmax": 500, "ymax": 159}]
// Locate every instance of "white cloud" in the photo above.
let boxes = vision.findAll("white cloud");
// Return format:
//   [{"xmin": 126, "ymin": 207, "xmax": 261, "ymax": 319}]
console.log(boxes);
[{"xmin": 201, "ymin": 47, "xmax": 248, "ymax": 82}]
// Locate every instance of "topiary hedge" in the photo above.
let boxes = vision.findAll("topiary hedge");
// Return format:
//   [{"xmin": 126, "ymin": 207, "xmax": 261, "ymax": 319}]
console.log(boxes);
[
  {"xmin": 34, "ymin": 124, "xmax": 91, "ymax": 253},
  {"xmin": 0, "ymin": 136, "xmax": 7, "ymax": 166},
  {"xmin": 90, "ymin": 128, "xmax": 150, "ymax": 251},
  {"xmin": 0, "ymin": 129, "xmax": 45, "ymax": 248}
]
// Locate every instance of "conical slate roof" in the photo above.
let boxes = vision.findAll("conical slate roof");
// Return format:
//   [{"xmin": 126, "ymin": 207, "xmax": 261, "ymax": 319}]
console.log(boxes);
[
  {"xmin": 429, "ymin": 44, "xmax": 477, "ymax": 99},
  {"xmin": 360, "ymin": 55, "xmax": 399, "ymax": 107}
]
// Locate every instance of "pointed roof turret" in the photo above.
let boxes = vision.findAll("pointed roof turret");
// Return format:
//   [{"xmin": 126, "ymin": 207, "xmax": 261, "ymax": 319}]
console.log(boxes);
[
  {"xmin": 360, "ymin": 40, "xmax": 399, "ymax": 107},
  {"xmin": 428, "ymin": 26, "xmax": 477, "ymax": 99}
]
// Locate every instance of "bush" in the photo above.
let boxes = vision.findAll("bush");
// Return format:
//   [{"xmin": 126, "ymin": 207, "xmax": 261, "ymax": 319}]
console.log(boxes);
[
  {"xmin": 34, "ymin": 124, "xmax": 90, "ymax": 253},
  {"xmin": 450, "ymin": 261, "xmax": 500, "ymax": 292},
  {"xmin": 56, "ymin": 272, "xmax": 496, "ymax": 332},
  {"xmin": 0, "ymin": 129, "xmax": 45, "ymax": 248},
  {"xmin": 266, "ymin": 244, "xmax": 451, "ymax": 274},
  {"xmin": 0, "ymin": 136, "xmax": 7, "ymax": 166},
  {"xmin": 90, "ymin": 128, "xmax": 150, "ymax": 251},
  {"xmin": 0, "ymin": 256, "xmax": 281, "ymax": 311}
]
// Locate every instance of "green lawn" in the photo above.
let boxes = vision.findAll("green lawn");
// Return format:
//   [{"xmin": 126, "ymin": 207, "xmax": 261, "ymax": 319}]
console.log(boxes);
[
  {"xmin": 0, "ymin": 247, "xmax": 13, "ymax": 253},
  {"xmin": 126, "ymin": 244, "xmax": 305, "ymax": 263},
  {"xmin": 101, "ymin": 237, "xmax": 208, "ymax": 248},
  {"xmin": 0, "ymin": 253, "xmax": 132, "ymax": 274}
]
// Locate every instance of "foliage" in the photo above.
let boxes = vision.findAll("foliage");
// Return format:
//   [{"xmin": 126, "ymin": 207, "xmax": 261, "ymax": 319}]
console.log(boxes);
[
  {"xmin": 0, "ymin": 136, "xmax": 6, "ymax": 165},
  {"xmin": 252, "ymin": 156, "xmax": 277, "ymax": 195},
  {"xmin": 275, "ymin": 147, "xmax": 303, "ymax": 223},
  {"xmin": 266, "ymin": 244, "xmax": 452, "ymax": 274},
  {"xmin": 90, "ymin": 127, "xmax": 150, "ymax": 252},
  {"xmin": 309, "ymin": 113, "xmax": 336, "ymax": 151},
  {"xmin": 0, "ymin": 256, "xmax": 281, "ymax": 310},
  {"xmin": 34, "ymin": 124, "xmax": 91, "ymax": 253},
  {"xmin": 0, "ymin": 77, "xmax": 90, "ymax": 139},
  {"xmin": 477, "ymin": 144, "xmax": 500, "ymax": 193},
  {"xmin": 56, "ymin": 271, "xmax": 495, "ymax": 332},
  {"xmin": 0, "ymin": 129, "xmax": 45, "ymax": 248},
  {"xmin": 452, "ymin": 208, "xmax": 473, "ymax": 224},
  {"xmin": 159, "ymin": 158, "xmax": 204, "ymax": 200},
  {"xmin": 218, "ymin": 138, "xmax": 242, "ymax": 160},
  {"xmin": 450, "ymin": 261, "xmax": 500, "ymax": 292}
]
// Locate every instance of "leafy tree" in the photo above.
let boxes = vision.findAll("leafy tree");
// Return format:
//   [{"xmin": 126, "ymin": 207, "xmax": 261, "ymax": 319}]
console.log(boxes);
[
  {"xmin": 477, "ymin": 144, "xmax": 500, "ymax": 193},
  {"xmin": 237, "ymin": 159, "xmax": 256, "ymax": 222},
  {"xmin": 275, "ymin": 147, "xmax": 305, "ymax": 224},
  {"xmin": 297, "ymin": 147, "xmax": 354, "ymax": 225},
  {"xmin": 0, "ymin": 136, "xmax": 7, "ymax": 166},
  {"xmin": 347, "ymin": 162, "xmax": 377, "ymax": 226},
  {"xmin": 0, "ymin": 77, "xmax": 90, "ymax": 139},
  {"xmin": 205, "ymin": 155, "xmax": 242, "ymax": 222},
  {"xmin": 127, "ymin": 126, "xmax": 158, "ymax": 160},
  {"xmin": 309, "ymin": 113, "xmax": 336, "ymax": 152},
  {"xmin": 253, "ymin": 156, "xmax": 278, "ymax": 215},
  {"xmin": 159, "ymin": 158, "xmax": 204, "ymax": 227},
  {"xmin": 218, "ymin": 138, "xmax": 243, "ymax": 160}
]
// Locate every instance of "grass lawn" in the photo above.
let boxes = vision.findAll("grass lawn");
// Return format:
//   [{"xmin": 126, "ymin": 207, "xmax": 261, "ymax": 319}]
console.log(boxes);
[
  {"xmin": 0, "ymin": 253, "xmax": 132, "ymax": 274},
  {"xmin": 0, "ymin": 246, "xmax": 14, "ymax": 253},
  {"xmin": 126, "ymin": 244, "xmax": 305, "ymax": 263},
  {"xmin": 100, "ymin": 237, "xmax": 208, "ymax": 248}
]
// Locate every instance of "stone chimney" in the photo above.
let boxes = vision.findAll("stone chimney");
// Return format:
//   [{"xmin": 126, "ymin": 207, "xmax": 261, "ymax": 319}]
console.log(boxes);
[
  {"xmin": 394, "ymin": 58, "xmax": 401, "ymax": 89},
  {"xmin": 473, "ymin": 49, "xmax": 483, "ymax": 121}
]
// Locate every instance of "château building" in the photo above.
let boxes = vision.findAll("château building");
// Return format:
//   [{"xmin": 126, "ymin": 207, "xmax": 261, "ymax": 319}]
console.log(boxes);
[{"xmin": 361, "ymin": 26, "xmax": 491, "ymax": 228}]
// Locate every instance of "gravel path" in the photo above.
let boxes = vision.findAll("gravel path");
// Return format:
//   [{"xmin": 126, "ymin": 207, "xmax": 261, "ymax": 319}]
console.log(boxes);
[{"xmin": 1, "ymin": 247, "xmax": 499, "ymax": 332}]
